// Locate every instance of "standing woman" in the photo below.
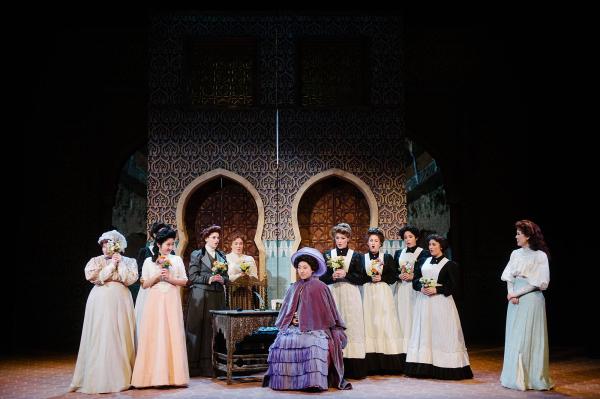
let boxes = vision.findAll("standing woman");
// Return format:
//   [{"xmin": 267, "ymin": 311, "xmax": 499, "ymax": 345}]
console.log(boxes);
[
  {"xmin": 500, "ymin": 220, "xmax": 553, "ymax": 391},
  {"xmin": 131, "ymin": 227, "xmax": 189, "ymax": 388},
  {"xmin": 361, "ymin": 227, "xmax": 404, "ymax": 375},
  {"xmin": 393, "ymin": 226, "xmax": 429, "ymax": 355},
  {"xmin": 226, "ymin": 235, "xmax": 258, "ymax": 281},
  {"xmin": 69, "ymin": 230, "xmax": 138, "ymax": 393},
  {"xmin": 134, "ymin": 221, "xmax": 170, "ymax": 347},
  {"xmin": 320, "ymin": 223, "xmax": 367, "ymax": 379},
  {"xmin": 186, "ymin": 225, "xmax": 229, "ymax": 377},
  {"xmin": 405, "ymin": 234, "xmax": 473, "ymax": 380}
]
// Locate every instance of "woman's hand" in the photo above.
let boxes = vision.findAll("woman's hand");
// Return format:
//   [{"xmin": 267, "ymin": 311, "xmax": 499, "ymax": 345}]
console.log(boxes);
[
  {"xmin": 422, "ymin": 287, "xmax": 437, "ymax": 296},
  {"xmin": 371, "ymin": 274, "xmax": 382, "ymax": 283},
  {"xmin": 111, "ymin": 253, "xmax": 122, "ymax": 264},
  {"xmin": 160, "ymin": 268, "xmax": 170, "ymax": 283},
  {"xmin": 510, "ymin": 297, "xmax": 519, "ymax": 305},
  {"xmin": 400, "ymin": 272, "xmax": 414, "ymax": 281},
  {"xmin": 209, "ymin": 274, "xmax": 224, "ymax": 285},
  {"xmin": 333, "ymin": 269, "xmax": 347, "ymax": 280}
]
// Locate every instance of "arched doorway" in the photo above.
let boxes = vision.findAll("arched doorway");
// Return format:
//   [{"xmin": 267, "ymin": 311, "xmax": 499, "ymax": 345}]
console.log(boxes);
[
  {"xmin": 298, "ymin": 177, "xmax": 372, "ymax": 254},
  {"xmin": 181, "ymin": 177, "xmax": 259, "ymax": 267}
]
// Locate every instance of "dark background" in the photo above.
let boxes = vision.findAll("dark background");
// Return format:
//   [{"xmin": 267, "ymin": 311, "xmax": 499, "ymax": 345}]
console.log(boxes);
[{"xmin": 11, "ymin": 6, "xmax": 592, "ymax": 356}]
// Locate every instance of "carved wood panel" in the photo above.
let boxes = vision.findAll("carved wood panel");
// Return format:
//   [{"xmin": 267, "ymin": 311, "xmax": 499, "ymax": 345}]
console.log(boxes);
[{"xmin": 298, "ymin": 177, "xmax": 370, "ymax": 254}]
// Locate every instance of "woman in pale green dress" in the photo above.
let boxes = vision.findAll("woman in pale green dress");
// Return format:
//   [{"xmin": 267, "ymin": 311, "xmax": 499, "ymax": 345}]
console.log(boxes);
[{"xmin": 500, "ymin": 219, "xmax": 553, "ymax": 391}]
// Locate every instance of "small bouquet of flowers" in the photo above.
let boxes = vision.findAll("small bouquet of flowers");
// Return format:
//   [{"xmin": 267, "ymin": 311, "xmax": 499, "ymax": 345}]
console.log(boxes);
[
  {"xmin": 326, "ymin": 254, "xmax": 345, "ymax": 270},
  {"xmin": 419, "ymin": 277, "xmax": 438, "ymax": 288},
  {"xmin": 212, "ymin": 260, "xmax": 228, "ymax": 276},
  {"xmin": 399, "ymin": 261, "xmax": 413, "ymax": 274},
  {"xmin": 367, "ymin": 258, "xmax": 383, "ymax": 277},
  {"xmin": 240, "ymin": 260, "xmax": 252, "ymax": 273},
  {"xmin": 157, "ymin": 255, "xmax": 171, "ymax": 269},
  {"xmin": 107, "ymin": 239, "xmax": 121, "ymax": 256}
]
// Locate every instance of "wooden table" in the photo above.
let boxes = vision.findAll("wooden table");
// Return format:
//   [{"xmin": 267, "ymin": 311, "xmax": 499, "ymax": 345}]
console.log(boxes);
[{"xmin": 210, "ymin": 309, "xmax": 279, "ymax": 384}]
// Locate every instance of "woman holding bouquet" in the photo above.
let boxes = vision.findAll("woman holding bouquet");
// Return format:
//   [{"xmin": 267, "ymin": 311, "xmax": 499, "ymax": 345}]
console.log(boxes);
[
  {"xmin": 393, "ymin": 226, "xmax": 429, "ymax": 356},
  {"xmin": 263, "ymin": 247, "xmax": 351, "ymax": 391},
  {"xmin": 320, "ymin": 223, "xmax": 367, "ymax": 379},
  {"xmin": 131, "ymin": 227, "xmax": 189, "ymax": 388},
  {"xmin": 226, "ymin": 235, "xmax": 258, "ymax": 281},
  {"xmin": 361, "ymin": 227, "xmax": 404, "ymax": 375},
  {"xmin": 185, "ymin": 224, "xmax": 229, "ymax": 377},
  {"xmin": 500, "ymin": 220, "xmax": 553, "ymax": 390},
  {"xmin": 405, "ymin": 234, "xmax": 472, "ymax": 380},
  {"xmin": 69, "ymin": 230, "xmax": 138, "ymax": 394}
]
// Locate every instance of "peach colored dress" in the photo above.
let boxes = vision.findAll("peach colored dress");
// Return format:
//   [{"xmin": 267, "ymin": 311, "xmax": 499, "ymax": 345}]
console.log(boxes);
[{"xmin": 131, "ymin": 255, "xmax": 189, "ymax": 387}]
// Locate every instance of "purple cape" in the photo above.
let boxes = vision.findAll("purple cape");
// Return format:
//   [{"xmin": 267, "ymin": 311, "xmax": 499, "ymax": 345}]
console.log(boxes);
[{"xmin": 275, "ymin": 276, "xmax": 351, "ymax": 390}]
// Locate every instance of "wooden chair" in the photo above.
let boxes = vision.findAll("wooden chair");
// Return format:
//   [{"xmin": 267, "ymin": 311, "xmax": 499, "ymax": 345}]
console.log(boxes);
[{"xmin": 226, "ymin": 274, "xmax": 268, "ymax": 310}]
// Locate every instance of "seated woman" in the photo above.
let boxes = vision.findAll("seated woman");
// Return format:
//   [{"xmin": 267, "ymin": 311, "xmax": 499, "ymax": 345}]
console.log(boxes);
[{"xmin": 263, "ymin": 247, "xmax": 352, "ymax": 391}]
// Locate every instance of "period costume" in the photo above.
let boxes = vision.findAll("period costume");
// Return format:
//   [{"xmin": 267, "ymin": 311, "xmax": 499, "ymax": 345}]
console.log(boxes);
[
  {"xmin": 69, "ymin": 231, "xmax": 138, "ymax": 394},
  {"xmin": 405, "ymin": 255, "xmax": 473, "ymax": 380},
  {"xmin": 131, "ymin": 254, "xmax": 189, "ymax": 387},
  {"xmin": 185, "ymin": 245, "xmax": 229, "ymax": 377},
  {"xmin": 264, "ymin": 247, "xmax": 351, "ymax": 390},
  {"xmin": 500, "ymin": 247, "xmax": 553, "ymax": 390},
  {"xmin": 320, "ymin": 247, "xmax": 367, "ymax": 379},
  {"xmin": 361, "ymin": 251, "xmax": 405, "ymax": 374},
  {"xmin": 392, "ymin": 246, "xmax": 429, "ymax": 353}
]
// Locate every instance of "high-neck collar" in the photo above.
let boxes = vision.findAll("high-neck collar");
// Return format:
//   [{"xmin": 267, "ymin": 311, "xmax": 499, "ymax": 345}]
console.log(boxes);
[{"xmin": 205, "ymin": 244, "xmax": 216, "ymax": 258}]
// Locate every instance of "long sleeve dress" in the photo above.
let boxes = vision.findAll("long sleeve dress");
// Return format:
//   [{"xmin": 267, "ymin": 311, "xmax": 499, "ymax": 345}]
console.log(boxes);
[
  {"xmin": 405, "ymin": 255, "xmax": 473, "ymax": 380},
  {"xmin": 185, "ymin": 247, "xmax": 229, "ymax": 377},
  {"xmin": 320, "ymin": 247, "xmax": 367, "ymax": 379},
  {"xmin": 69, "ymin": 255, "xmax": 138, "ymax": 393},
  {"xmin": 131, "ymin": 255, "xmax": 189, "ymax": 387},
  {"xmin": 226, "ymin": 252, "xmax": 258, "ymax": 281},
  {"xmin": 392, "ymin": 246, "xmax": 429, "ymax": 354},
  {"xmin": 500, "ymin": 247, "xmax": 553, "ymax": 390},
  {"xmin": 361, "ymin": 252, "xmax": 405, "ymax": 374},
  {"xmin": 263, "ymin": 276, "xmax": 352, "ymax": 391}
]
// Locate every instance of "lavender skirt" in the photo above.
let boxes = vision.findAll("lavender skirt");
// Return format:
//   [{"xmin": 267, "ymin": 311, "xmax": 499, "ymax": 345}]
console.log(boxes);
[{"xmin": 264, "ymin": 326, "xmax": 330, "ymax": 390}]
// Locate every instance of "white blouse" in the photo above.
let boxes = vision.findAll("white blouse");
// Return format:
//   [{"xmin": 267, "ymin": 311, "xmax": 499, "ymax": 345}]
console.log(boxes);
[
  {"xmin": 226, "ymin": 253, "xmax": 258, "ymax": 281},
  {"xmin": 501, "ymin": 247, "xmax": 550, "ymax": 290},
  {"xmin": 85, "ymin": 255, "xmax": 138, "ymax": 286},
  {"xmin": 141, "ymin": 254, "xmax": 187, "ymax": 292}
]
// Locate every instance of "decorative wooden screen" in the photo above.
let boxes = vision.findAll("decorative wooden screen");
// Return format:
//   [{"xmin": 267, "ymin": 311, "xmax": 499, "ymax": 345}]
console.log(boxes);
[
  {"xmin": 298, "ymin": 177, "xmax": 370, "ymax": 253},
  {"xmin": 187, "ymin": 37, "xmax": 256, "ymax": 107}
]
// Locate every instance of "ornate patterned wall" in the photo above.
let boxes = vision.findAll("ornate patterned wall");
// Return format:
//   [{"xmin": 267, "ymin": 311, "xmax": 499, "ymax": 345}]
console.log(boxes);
[{"xmin": 148, "ymin": 14, "xmax": 407, "ymax": 251}]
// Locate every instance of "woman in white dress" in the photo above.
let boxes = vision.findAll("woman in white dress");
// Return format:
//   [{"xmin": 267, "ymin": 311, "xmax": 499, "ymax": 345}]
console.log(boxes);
[
  {"xmin": 405, "ymin": 234, "xmax": 473, "ymax": 380},
  {"xmin": 69, "ymin": 230, "xmax": 138, "ymax": 394},
  {"xmin": 392, "ymin": 226, "xmax": 429, "ymax": 356},
  {"xmin": 320, "ymin": 223, "xmax": 367, "ymax": 379},
  {"xmin": 226, "ymin": 235, "xmax": 258, "ymax": 281},
  {"xmin": 361, "ymin": 227, "xmax": 404, "ymax": 375},
  {"xmin": 500, "ymin": 219, "xmax": 553, "ymax": 390}
]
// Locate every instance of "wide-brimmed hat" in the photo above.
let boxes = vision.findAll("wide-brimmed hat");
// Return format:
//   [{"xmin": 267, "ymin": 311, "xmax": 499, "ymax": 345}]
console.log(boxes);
[{"xmin": 290, "ymin": 247, "xmax": 326, "ymax": 277}]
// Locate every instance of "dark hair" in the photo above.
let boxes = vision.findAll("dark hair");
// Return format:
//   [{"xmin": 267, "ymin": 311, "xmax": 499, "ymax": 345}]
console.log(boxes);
[
  {"xmin": 150, "ymin": 222, "xmax": 169, "ymax": 240},
  {"xmin": 367, "ymin": 227, "xmax": 385, "ymax": 243},
  {"xmin": 201, "ymin": 224, "xmax": 222, "ymax": 240},
  {"xmin": 515, "ymin": 219, "xmax": 550, "ymax": 259},
  {"xmin": 293, "ymin": 254, "xmax": 319, "ymax": 272},
  {"xmin": 398, "ymin": 225, "xmax": 421, "ymax": 240},
  {"xmin": 151, "ymin": 227, "xmax": 177, "ymax": 262},
  {"xmin": 426, "ymin": 234, "xmax": 449, "ymax": 252}
]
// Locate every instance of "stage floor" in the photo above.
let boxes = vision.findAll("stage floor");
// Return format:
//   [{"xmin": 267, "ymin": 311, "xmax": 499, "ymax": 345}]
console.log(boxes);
[{"xmin": 1, "ymin": 346, "xmax": 598, "ymax": 399}]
